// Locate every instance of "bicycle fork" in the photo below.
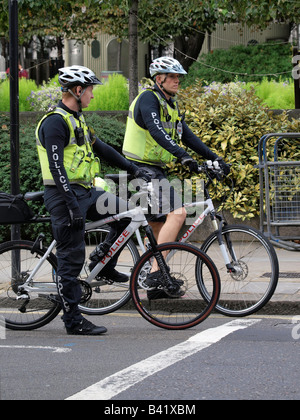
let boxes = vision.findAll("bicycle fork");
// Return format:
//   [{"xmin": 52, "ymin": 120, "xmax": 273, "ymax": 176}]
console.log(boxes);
[{"xmin": 212, "ymin": 217, "xmax": 237, "ymax": 273}]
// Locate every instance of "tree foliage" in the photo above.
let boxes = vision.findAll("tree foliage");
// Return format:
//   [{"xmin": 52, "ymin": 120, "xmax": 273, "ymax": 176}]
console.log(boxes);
[
  {"xmin": 168, "ymin": 80, "xmax": 300, "ymax": 220},
  {"xmin": 1, "ymin": 0, "xmax": 299, "ymax": 66}
]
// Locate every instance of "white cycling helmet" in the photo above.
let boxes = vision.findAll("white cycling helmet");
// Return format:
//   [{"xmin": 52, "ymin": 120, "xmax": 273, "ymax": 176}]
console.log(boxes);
[
  {"xmin": 58, "ymin": 65, "xmax": 102, "ymax": 89},
  {"xmin": 149, "ymin": 56, "xmax": 187, "ymax": 78}
]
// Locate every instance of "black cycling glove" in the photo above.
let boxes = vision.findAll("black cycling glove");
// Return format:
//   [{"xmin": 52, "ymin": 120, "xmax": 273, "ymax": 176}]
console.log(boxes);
[
  {"xmin": 68, "ymin": 207, "xmax": 84, "ymax": 231},
  {"xmin": 215, "ymin": 157, "xmax": 230, "ymax": 176},
  {"xmin": 181, "ymin": 156, "xmax": 199, "ymax": 173},
  {"xmin": 132, "ymin": 167, "xmax": 152, "ymax": 183}
]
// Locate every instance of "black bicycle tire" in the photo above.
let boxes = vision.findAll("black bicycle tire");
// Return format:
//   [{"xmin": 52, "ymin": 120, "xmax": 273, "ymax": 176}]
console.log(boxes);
[
  {"xmin": 79, "ymin": 228, "xmax": 140, "ymax": 315},
  {"xmin": 199, "ymin": 225, "xmax": 279, "ymax": 317},
  {"xmin": 130, "ymin": 242, "xmax": 220, "ymax": 330},
  {"xmin": 0, "ymin": 240, "xmax": 61, "ymax": 331}
]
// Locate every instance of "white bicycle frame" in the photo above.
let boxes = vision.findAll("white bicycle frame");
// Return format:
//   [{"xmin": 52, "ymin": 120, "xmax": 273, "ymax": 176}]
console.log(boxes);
[
  {"xmin": 135, "ymin": 197, "xmax": 233, "ymax": 267},
  {"xmin": 18, "ymin": 180, "xmax": 232, "ymax": 297},
  {"xmin": 18, "ymin": 205, "xmax": 150, "ymax": 296}
]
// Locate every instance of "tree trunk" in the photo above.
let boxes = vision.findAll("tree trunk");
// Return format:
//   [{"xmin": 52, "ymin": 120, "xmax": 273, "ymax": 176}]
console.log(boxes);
[
  {"xmin": 128, "ymin": 0, "xmax": 139, "ymax": 104},
  {"xmin": 174, "ymin": 31, "xmax": 206, "ymax": 72},
  {"xmin": 56, "ymin": 36, "xmax": 63, "ymax": 61}
]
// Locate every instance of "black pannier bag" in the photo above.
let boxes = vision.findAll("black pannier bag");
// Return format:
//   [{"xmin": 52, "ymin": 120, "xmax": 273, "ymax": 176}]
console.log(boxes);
[{"xmin": 0, "ymin": 192, "xmax": 34, "ymax": 224}]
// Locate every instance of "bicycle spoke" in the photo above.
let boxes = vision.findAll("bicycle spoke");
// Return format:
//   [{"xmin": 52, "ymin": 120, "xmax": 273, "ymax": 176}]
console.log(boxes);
[
  {"xmin": 78, "ymin": 228, "xmax": 139, "ymax": 315},
  {"xmin": 199, "ymin": 226, "xmax": 279, "ymax": 316},
  {"xmin": 131, "ymin": 243, "xmax": 220, "ymax": 330},
  {"xmin": 0, "ymin": 241, "xmax": 60, "ymax": 330}
]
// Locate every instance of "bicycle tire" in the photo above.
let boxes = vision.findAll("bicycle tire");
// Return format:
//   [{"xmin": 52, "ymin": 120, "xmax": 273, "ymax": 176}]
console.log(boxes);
[
  {"xmin": 0, "ymin": 240, "xmax": 61, "ymax": 331},
  {"xmin": 130, "ymin": 242, "xmax": 220, "ymax": 330},
  {"xmin": 198, "ymin": 225, "xmax": 279, "ymax": 317},
  {"xmin": 78, "ymin": 227, "xmax": 140, "ymax": 315}
]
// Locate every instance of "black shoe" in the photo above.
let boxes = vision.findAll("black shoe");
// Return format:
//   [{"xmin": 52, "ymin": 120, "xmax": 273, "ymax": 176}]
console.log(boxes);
[
  {"xmin": 89, "ymin": 261, "xmax": 129, "ymax": 283},
  {"xmin": 146, "ymin": 272, "xmax": 185, "ymax": 300},
  {"xmin": 66, "ymin": 318, "xmax": 107, "ymax": 336},
  {"xmin": 101, "ymin": 267, "xmax": 129, "ymax": 283},
  {"xmin": 146, "ymin": 271, "xmax": 163, "ymax": 287}
]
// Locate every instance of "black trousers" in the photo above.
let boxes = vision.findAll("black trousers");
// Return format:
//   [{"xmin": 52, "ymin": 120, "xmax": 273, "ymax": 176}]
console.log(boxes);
[
  {"xmin": 133, "ymin": 162, "xmax": 183, "ymax": 222},
  {"xmin": 44, "ymin": 185, "xmax": 128, "ymax": 329}
]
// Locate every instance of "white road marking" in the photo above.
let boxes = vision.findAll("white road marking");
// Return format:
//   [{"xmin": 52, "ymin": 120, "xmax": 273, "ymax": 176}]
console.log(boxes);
[
  {"xmin": 0, "ymin": 345, "xmax": 71, "ymax": 353},
  {"xmin": 66, "ymin": 319, "xmax": 261, "ymax": 400}
]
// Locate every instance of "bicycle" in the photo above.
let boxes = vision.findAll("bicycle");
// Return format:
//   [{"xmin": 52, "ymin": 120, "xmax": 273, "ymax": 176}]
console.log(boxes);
[
  {"xmin": 0, "ymin": 182, "xmax": 220, "ymax": 331},
  {"xmin": 106, "ymin": 161, "xmax": 279, "ymax": 317},
  {"xmin": 183, "ymin": 163, "xmax": 279, "ymax": 317},
  {"xmin": 0, "ymin": 191, "xmax": 141, "ymax": 317}
]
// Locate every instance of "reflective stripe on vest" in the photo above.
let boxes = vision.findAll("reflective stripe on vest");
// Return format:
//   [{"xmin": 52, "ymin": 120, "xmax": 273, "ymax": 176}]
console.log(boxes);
[{"xmin": 123, "ymin": 90, "xmax": 180, "ymax": 166}]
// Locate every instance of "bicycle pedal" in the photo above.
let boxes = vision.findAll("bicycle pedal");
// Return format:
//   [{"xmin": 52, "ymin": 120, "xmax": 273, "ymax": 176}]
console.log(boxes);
[
  {"xmin": 16, "ymin": 292, "xmax": 30, "ymax": 313},
  {"xmin": 45, "ymin": 294, "xmax": 62, "ymax": 305}
]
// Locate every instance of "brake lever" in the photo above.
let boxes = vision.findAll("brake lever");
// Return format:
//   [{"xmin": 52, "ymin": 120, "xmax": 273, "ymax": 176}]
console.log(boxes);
[{"xmin": 202, "ymin": 161, "xmax": 224, "ymax": 181}]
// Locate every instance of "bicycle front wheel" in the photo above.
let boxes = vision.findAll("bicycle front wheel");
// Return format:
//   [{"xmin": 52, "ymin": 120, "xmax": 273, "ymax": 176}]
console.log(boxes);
[
  {"xmin": 130, "ymin": 242, "xmax": 220, "ymax": 330},
  {"xmin": 199, "ymin": 225, "xmax": 279, "ymax": 317},
  {"xmin": 78, "ymin": 227, "xmax": 140, "ymax": 315},
  {"xmin": 0, "ymin": 240, "xmax": 60, "ymax": 330}
]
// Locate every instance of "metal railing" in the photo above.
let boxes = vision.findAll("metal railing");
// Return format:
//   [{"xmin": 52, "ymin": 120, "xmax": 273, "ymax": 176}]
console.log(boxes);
[{"xmin": 258, "ymin": 132, "xmax": 300, "ymax": 250}]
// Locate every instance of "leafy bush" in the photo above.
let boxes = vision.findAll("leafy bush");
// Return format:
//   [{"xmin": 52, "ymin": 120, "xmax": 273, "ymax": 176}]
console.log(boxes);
[
  {"xmin": 168, "ymin": 80, "xmax": 300, "ymax": 220},
  {"xmin": 0, "ymin": 78, "xmax": 39, "ymax": 111},
  {"xmin": 27, "ymin": 79, "xmax": 62, "ymax": 112},
  {"xmin": 85, "ymin": 113, "xmax": 127, "ymax": 176},
  {"xmin": 86, "ymin": 74, "xmax": 129, "ymax": 111},
  {"xmin": 0, "ymin": 113, "xmax": 49, "ymax": 241},
  {"xmin": 245, "ymin": 78, "xmax": 294, "ymax": 109},
  {"xmin": 23, "ymin": 73, "xmax": 129, "ymax": 112},
  {"xmin": 183, "ymin": 43, "xmax": 293, "ymax": 86}
]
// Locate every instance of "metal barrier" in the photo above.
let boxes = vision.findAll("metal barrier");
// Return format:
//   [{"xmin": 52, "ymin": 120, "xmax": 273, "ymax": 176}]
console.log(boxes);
[{"xmin": 258, "ymin": 133, "xmax": 300, "ymax": 251}]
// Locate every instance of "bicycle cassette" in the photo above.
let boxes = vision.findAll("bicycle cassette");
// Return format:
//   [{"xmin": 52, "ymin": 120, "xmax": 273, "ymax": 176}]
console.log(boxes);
[{"xmin": 79, "ymin": 280, "xmax": 92, "ymax": 303}]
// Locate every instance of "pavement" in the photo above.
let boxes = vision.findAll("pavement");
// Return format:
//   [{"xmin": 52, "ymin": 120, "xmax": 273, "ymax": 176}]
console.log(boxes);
[{"xmin": 259, "ymin": 246, "xmax": 300, "ymax": 315}]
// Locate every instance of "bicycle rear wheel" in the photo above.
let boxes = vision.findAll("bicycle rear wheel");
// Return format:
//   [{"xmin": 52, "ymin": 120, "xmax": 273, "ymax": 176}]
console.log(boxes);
[
  {"xmin": 0, "ymin": 240, "xmax": 60, "ymax": 330},
  {"xmin": 199, "ymin": 225, "xmax": 279, "ymax": 316},
  {"xmin": 130, "ymin": 242, "xmax": 220, "ymax": 330},
  {"xmin": 78, "ymin": 227, "xmax": 140, "ymax": 315}
]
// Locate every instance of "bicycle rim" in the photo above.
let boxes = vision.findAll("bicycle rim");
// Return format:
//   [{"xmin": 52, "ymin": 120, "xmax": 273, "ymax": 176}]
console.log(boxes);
[
  {"xmin": 130, "ymin": 242, "xmax": 220, "ymax": 330},
  {"xmin": 0, "ymin": 241, "xmax": 61, "ymax": 331},
  {"xmin": 199, "ymin": 225, "xmax": 279, "ymax": 316},
  {"xmin": 78, "ymin": 228, "xmax": 140, "ymax": 315}
]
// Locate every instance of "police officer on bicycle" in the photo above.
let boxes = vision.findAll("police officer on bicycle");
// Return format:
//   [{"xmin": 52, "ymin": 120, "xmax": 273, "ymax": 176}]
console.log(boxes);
[
  {"xmin": 36, "ymin": 66, "xmax": 149, "ymax": 335},
  {"xmin": 123, "ymin": 56, "xmax": 230, "ymax": 295}
]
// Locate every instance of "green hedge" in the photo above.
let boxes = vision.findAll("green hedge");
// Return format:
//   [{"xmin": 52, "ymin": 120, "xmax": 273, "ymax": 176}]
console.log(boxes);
[
  {"xmin": 183, "ymin": 43, "xmax": 293, "ymax": 86},
  {"xmin": 169, "ymin": 81, "xmax": 300, "ymax": 220},
  {"xmin": 0, "ymin": 74, "xmax": 129, "ymax": 112}
]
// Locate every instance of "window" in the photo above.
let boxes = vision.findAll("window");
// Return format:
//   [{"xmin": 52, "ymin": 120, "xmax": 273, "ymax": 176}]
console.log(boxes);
[{"xmin": 91, "ymin": 40, "xmax": 100, "ymax": 59}]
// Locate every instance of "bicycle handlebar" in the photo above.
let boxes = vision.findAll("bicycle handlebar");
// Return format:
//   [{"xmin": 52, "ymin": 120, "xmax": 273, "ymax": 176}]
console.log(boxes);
[{"xmin": 197, "ymin": 160, "xmax": 229, "ymax": 181}]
